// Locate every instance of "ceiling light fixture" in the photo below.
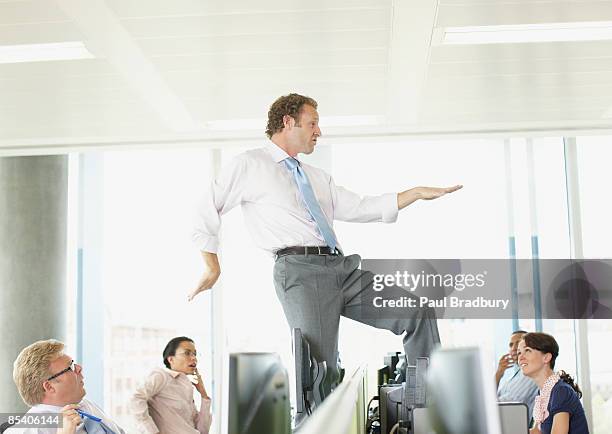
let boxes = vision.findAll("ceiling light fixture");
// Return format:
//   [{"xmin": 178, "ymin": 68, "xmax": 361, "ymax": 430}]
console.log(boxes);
[
  {"xmin": 0, "ymin": 41, "xmax": 94, "ymax": 64},
  {"xmin": 440, "ymin": 21, "xmax": 612, "ymax": 45}
]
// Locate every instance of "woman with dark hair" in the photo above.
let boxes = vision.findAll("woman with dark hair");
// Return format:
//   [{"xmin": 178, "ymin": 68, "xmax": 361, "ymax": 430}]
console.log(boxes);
[
  {"xmin": 517, "ymin": 332, "xmax": 589, "ymax": 434},
  {"xmin": 129, "ymin": 336, "xmax": 211, "ymax": 434}
]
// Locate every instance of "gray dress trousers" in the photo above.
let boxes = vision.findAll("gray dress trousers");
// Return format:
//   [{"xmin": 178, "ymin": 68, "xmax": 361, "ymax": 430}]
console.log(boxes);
[{"xmin": 273, "ymin": 253, "xmax": 440, "ymax": 384}]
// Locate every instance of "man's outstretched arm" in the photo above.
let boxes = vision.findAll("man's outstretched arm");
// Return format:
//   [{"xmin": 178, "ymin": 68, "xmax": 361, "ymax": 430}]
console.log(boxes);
[{"xmin": 397, "ymin": 185, "xmax": 463, "ymax": 210}]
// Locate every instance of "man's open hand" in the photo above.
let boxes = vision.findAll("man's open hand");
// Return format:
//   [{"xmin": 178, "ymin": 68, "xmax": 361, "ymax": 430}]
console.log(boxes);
[
  {"xmin": 397, "ymin": 184, "xmax": 463, "ymax": 210},
  {"xmin": 418, "ymin": 185, "xmax": 463, "ymax": 200}
]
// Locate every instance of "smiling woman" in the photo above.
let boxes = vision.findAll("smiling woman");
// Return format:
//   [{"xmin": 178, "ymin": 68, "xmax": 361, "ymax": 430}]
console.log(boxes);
[{"xmin": 518, "ymin": 333, "xmax": 589, "ymax": 434}]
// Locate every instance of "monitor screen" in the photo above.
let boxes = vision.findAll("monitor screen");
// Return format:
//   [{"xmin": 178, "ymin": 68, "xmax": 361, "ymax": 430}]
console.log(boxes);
[
  {"xmin": 426, "ymin": 347, "xmax": 502, "ymax": 434},
  {"xmin": 228, "ymin": 352, "xmax": 291, "ymax": 434}
]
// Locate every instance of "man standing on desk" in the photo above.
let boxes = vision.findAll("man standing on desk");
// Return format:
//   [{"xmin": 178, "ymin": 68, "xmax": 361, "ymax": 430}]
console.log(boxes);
[{"xmin": 190, "ymin": 93, "xmax": 462, "ymax": 390}]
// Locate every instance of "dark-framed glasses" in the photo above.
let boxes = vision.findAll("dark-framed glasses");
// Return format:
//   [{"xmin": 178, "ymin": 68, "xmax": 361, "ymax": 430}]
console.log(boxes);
[
  {"xmin": 46, "ymin": 360, "xmax": 75, "ymax": 381},
  {"xmin": 176, "ymin": 350, "xmax": 197, "ymax": 358}
]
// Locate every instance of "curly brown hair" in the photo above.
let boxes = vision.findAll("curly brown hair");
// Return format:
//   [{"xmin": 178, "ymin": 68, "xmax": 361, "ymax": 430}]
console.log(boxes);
[{"xmin": 265, "ymin": 93, "xmax": 318, "ymax": 139}]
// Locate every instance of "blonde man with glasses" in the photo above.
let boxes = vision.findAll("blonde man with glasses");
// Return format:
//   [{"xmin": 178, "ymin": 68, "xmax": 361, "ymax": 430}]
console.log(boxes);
[
  {"xmin": 11, "ymin": 339, "xmax": 124, "ymax": 434},
  {"xmin": 129, "ymin": 336, "xmax": 211, "ymax": 434}
]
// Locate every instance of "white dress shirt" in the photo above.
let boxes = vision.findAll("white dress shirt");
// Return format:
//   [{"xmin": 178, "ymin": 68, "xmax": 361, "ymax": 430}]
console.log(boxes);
[
  {"xmin": 7, "ymin": 399, "xmax": 124, "ymax": 434},
  {"xmin": 193, "ymin": 142, "xmax": 398, "ymax": 254}
]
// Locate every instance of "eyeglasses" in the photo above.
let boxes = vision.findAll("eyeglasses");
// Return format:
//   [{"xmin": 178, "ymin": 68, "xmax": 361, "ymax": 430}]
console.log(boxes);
[
  {"xmin": 175, "ymin": 350, "xmax": 197, "ymax": 358},
  {"xmin": 46, "ymin": 360, "xmax": 75, "ymax": 382}
]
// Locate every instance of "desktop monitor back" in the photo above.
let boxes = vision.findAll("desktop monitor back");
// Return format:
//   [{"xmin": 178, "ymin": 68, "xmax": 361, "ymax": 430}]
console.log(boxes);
[
  {"xmin": 413, "ymin": 403, "xmax": 528, "ymax": 434},
  {"xmin": 228, "ymin": 352, "xmax": 291, "ymax": 434},
  {"xmin": 426, "ymin": 347, "xmax": 502, "ymax": 434}
]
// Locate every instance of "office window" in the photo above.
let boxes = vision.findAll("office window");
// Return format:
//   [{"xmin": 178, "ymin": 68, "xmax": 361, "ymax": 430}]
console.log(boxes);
[
  {"xmin": 329, "ymin": 138, "xmax": 509, "ymax": 379},
  {"xmin": 576, "ymin": 136, "xmax": 612, "ymax": 433},
  {"xmin": 79, "ymin": 149, "xmax": 215, "ymax": 432}
]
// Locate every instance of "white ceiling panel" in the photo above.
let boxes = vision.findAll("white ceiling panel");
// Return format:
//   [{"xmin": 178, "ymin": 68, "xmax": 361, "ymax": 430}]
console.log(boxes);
[
  {"xmin": 0, "ymin": 0, "xmax": 67, "ymax": 25},
  {"xmin": 106, "ymin": 0, "xmax": 388, "ymax": 18},
  {"xmin": 427, "ymin": 56, "xmax": 612, "ymax": 78},
  {"xmin": 436, "ymin": 2, "xmax": 612, "ymax": 27},
  {"xmin": 162, "ymin": 65, "xmax": 387, "ymax": 88},
  {"xmin": 0, "ymin": 22, "xmax": 83, "ymax": 45},
  {"xmin": 430, "ymin": 40, "xmax": 612, "ymax": 63},
  {"xmin": 136, "ymin": 29, "xmax": 389, "ymax": 56},
  {"xmin": 0, "ymin": 87, "xmax": 141, "ymax": 109},
  {"xmin": 0, "ymin": 74, "xmax": 128, "ymax": 97},
  {"xmin": 121, "ymin": 8, "xmax": 390, "ymax": 39},
  {"xmin": 0, "ymin": 59, "xmax": 115, "ymax": 79},
  {"xmin": 2, "ymin": 0, "xmax": 612, "ymax": 151},
  {"xmin": 425, "ymin": 81, "xmax": 612, "ymax": 102},
  {"xmin": 149, "ymin": 48, "xmax": 387, "ymax": 72}
]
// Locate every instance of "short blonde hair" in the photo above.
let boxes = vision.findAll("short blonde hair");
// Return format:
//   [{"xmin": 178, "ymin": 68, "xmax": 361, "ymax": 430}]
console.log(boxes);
[{"xmin": 13, "ymin": 340, "xmax": 65, "ymax": 406}]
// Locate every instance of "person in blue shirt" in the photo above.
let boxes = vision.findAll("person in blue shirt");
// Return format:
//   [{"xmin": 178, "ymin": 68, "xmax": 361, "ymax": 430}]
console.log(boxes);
[
  {"xmin": 517, "ymin": 332, "xmax": 589, "ymax": 434},
  {"xmin": 495, "ymin": 330, "xmax": 539, "ymax": 420}
]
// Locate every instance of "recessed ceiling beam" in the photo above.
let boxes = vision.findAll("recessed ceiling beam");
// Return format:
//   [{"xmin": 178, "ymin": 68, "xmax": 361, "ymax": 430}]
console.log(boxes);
[
  {"xmin": 54, "ymin": 0, "xmax": 201, "ymax": 132},
  {"xmin": 386, "ymin": 0, "xmax": 438, "ymax": 125}
]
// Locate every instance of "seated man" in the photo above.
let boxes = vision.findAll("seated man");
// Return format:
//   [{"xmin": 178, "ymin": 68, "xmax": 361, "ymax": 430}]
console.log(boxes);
[
  {"xmin": 129, "ymin": 336, "xmax": 212, "ymax": 434},
  {"xmin": 496, "ymin": 330, "xmax": 539, "ymax": 420},
  {"xmin": 11, "ymin": 339, "xmax": 124, "ymax": 434}
]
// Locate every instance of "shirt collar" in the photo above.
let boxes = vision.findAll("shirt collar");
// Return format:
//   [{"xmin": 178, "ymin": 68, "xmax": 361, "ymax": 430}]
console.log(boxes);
[
  {"xmin": 510, "ymin": 365, "xmax": 521, "ymax": 377},
  {"xmin": 163, "ymin": 367, "xmax": 183, "ymax": 379},
  {"xmin": 30, "ymin": 403, "xmax": 64, "ymax": 412},
  {"xmin": 265, "ymin": 141, "xmax": 295, "ymax": 163},
  {"xmin": 30, "ymin": 400, "xmax": 86, "ymax": 412}
]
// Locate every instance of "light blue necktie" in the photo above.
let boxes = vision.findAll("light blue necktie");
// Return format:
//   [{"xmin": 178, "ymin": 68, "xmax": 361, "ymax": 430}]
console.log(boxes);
[
  {"xmin": 83, "ymin": 417, "xmax": 117, "ymax": 434},
  {"xmin": 283, "ymin": 157, "xmax": 338, "ymax": 250}
]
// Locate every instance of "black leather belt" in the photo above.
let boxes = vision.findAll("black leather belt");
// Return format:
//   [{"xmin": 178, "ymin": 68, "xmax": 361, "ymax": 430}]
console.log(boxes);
[{"xmin": 275, "ymin": 246, "xmax": 340, "ymax": 260}]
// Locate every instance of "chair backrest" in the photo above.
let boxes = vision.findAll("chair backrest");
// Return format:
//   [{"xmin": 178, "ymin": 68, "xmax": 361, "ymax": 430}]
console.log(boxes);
[{"xmin": 0, "ymin": 421, "xmax": 15, "ymax": 433}]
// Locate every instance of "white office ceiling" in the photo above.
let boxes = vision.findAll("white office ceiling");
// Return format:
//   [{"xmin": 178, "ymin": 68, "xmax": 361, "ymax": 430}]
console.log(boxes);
[{"xmin": 1, "ymin": 0, "xmax": 612, "ymax": 153}]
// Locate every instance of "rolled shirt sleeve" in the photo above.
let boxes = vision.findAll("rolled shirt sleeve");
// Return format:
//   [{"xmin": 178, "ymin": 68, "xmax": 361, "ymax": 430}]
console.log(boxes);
[
  {"xmin": 129, "ymin": 371, "xmax": 166, "ymax": 434},
  {"xmin": 192, "ymin": 156, "xmax": 247, "ymax": 253},
  {"xmin": 195, "ymin": 397, "xmax": 212, "ymax": 434},
  {"xmin": 331, "ymin": 179, "xmax": 398, "ymax": 224}
]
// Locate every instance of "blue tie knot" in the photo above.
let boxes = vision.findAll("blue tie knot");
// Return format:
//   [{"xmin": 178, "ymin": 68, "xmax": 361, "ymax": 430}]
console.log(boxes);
[{"xmin": 284, "ymin": 157, "xmax": 299, "ymax": 171}]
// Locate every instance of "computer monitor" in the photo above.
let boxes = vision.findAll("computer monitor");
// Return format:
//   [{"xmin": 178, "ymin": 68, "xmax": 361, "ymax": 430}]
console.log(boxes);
[
  {"xmin": 292, "ymin": 328, "xmax": 311, "ymax": 425},
  {"xmin": 228, "ymin": 352, "xmax": 291, "ymax": 434},
  {"xmin": 413, "ymin": 403, "xmax": 529, "ymax": 434},
  {"xmin": 426, "ymin": 347, "xmax": 502, "ymax": 434},
  {"xmin": 292, "ymin": 327, "xmax": 335, "ymax": 427},
  {"xmin": 499, "ymin": 402, "xmax": 529, "ymax": 434},
  {"xmin": 379, "ymin": 383, "xmax": 404, "ymax": 434}
]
